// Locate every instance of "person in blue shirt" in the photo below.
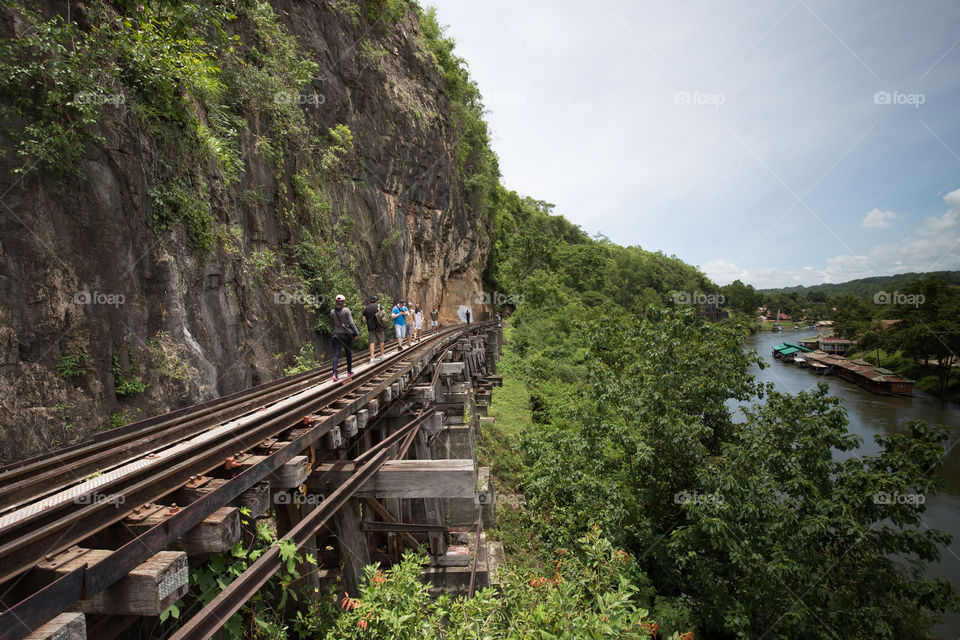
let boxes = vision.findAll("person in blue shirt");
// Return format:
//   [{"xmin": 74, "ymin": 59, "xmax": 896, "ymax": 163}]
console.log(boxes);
[{"xmin": 391, "ymin": 299, "xmax": 409, "ymax": 351}]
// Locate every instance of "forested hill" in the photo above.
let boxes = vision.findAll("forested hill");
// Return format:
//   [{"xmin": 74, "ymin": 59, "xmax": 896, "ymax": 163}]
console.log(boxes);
[
  {"xmin": 484, "ymin": 190, "xmax": 716, "ymax": 313},
  {"xmin": 759, "ymin": 270, "xmax": 960, "ymax": 299}
]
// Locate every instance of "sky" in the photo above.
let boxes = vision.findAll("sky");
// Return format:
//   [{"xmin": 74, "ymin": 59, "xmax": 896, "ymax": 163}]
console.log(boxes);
[{"xmin": 425, "ymin": 0, "xmax": 960, "ymax": 289}]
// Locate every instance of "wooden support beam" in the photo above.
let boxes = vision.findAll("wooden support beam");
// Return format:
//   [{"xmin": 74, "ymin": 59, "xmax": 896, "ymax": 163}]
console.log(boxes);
[
  {"xmin": 326, "ymin": 426, "xmax": 343, "ymax": 449},
  {"xmin": 440, "ymin": 362, "xmax": 465, "ymax": 376},
  {"xmin": 309, "ymin": 459, "xmax": 475, "ymax": 499},
  {"xmin": 36, "ymin": 549, "xmax": 187, "ymax": 616},
  {"xmin": 425, "ymin": 412, "xmax": 444, "ymax": 438},
  {"xmin": 173, "ymin": 477, "xmax": 270, "ymax": 519},
  {"xmin": 411, "ymin": 385, "xmax": 435, "ymax": 402},
  {"xmin": 415, "ymin": 431, "xmax": 448, "ymax": 558},
  {"xmin": 230, "ymin": 454, "xmax": 309, "ymax": 488},
  {"xmin": 367, "ymin": 398, "xmax": 379, "ymax": 416},
  {"xmin": 341, "ymin": 415, "xmax": 358, "ymax": 439},
  {"xmin": 25, "ymin": 612, "xmax": 85, "ymax": 640},
  {"xmin": 118, "ymin": 505, "xmax": 241, "ymax": 555},
  {"xmin": 333, "ymin": 498, "xmax": 370, "ymax": 596},
  {"xmin": 363, "ymin": 499, "xmax": 420, "ymax": 550},
  {"xmin": 356, "ymin": 408, "xmax": 369, "ymax": 430}
]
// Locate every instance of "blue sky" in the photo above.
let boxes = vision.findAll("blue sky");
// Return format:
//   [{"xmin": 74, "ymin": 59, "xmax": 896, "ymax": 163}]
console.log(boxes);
[{"xmin": 426, "ymin": 0, "xmax": 960, "ymax": 288}]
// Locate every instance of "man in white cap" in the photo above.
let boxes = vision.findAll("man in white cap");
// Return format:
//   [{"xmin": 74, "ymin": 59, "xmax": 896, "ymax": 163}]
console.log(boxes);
[{"xmin": 330, "ymin": 294, "xmax": 359, "ymax": 381}]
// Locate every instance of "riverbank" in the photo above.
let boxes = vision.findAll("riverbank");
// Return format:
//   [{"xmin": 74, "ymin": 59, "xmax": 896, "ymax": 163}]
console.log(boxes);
[
  {"xmin": 847, "ymin": 348, "xmax": 960, "ymax": 402},
  {"xmin": 743, "ymin": 330, "xmax": 960, "ymax": 637}
]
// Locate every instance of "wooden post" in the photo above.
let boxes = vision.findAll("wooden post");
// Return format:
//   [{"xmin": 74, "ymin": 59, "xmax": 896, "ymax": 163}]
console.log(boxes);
[
  {"xmin": 274, "ymin": 493, "xmax": 321, "ymax": 593},
  {"xmin": 333, "ymin": 498, "xmax": 371, "ymax": 596},
  {"xmin": 36, "ymin": 549, "xmax": 188, "ymax": 616},
  {"xmin": 24, "ymin": 613, "xmax": 85, "ymax": 640},
  {"xmin": 414, "ymin": 431, "xmax": 447, "ymax": 558}
]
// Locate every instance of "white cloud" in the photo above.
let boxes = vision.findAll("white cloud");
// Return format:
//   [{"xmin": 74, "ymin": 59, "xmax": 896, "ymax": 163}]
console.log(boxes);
[
  {"xmin": 700, "ymin": 259, "xmax": 750, "ymax": 284},
  {"xmin": 708, "ymin": 188, "xmax": 960, "ymax": 288},
  {"xmin": 861, "ymin": 208, "xmax": 897, "ymax": 230}
]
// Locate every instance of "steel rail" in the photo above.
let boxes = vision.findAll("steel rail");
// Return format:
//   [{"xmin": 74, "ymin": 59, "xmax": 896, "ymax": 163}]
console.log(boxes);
[
  {"xmin": 168, "ymin": 411, "xmax": 436, "ymax": 640},
  {"xmin": 0, "ymin": 326, "xmax": 480, "ymax": 583},
  {"xmin": 0, "ymin": 326, "xmax": 462, "ymax": 513},
  {"xmin": 0, "ymin": 357, "xmax": 354, "ymax": 511},
  {"xmin": 0, "ymin": 324, "xmax": 492, "ymax": 640}
]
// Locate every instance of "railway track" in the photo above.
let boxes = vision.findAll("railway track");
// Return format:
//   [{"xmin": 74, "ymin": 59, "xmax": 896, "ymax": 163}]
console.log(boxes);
[
  {"xmin": 0, "ymin": 322, "xmax": 497, "ymax": 640},
  {"xmin": 0, "ymin": 334, "xmax": 388, "ymax": 512}
]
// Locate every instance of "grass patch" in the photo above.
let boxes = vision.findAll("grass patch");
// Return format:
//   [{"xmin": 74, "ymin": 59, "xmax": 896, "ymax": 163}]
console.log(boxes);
[
  {"xmin": 477, "ymin": 326, "xmax": 548, "ymax": 568},
  {"xmin": 478, "ymin": 337, "xmax": 531, "ymax": 493}
]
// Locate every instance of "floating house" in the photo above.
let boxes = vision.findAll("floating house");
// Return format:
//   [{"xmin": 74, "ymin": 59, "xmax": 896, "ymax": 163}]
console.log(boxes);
[
  {"xmin": 819, "ymin": 336, "xmax": 857, "ymax": 355},
  {"xmin": 800, "ymin": 350, "xmax": 913, "ymax": 396},
  {"xmin": 772, "ymin": 343, "xmax": 812, "ymax": 362}
]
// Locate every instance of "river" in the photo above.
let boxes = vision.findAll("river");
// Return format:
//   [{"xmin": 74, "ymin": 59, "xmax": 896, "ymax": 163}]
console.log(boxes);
[{"xmin": 741, "ymin": 330, "xmax": 960, "ymax": 637}]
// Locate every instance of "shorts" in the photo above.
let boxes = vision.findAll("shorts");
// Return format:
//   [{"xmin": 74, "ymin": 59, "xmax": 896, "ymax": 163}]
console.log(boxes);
[
  {"xmin": 431, "ymin": 320, "xmax": 438, "ymax": 327},
  {"xmin": 415, "ymin": 320, "xmax": 423, "ymax": 330},
  {"xmin": 368, "ymin": 329, "xmax": 385, "ymax": 344},
  {"xmin": 394, "ymin": 324, "xmax": 405, "ymax": 338}
]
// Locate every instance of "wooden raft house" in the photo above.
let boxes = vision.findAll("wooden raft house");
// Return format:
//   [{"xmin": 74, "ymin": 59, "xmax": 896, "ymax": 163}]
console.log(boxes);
[{"xmin": 799, "ymin": 350, "xmax": 914, "ymax": 396}]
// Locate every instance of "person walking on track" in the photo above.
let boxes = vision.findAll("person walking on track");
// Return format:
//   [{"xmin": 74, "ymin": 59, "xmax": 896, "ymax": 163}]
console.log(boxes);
[
  {"xmin": 330, "ymin": 294, "xmax": 359, "ymax": 382},
  {"xmin": 362, "ymin": 295, "xmax": 386, "ymax": 361}
]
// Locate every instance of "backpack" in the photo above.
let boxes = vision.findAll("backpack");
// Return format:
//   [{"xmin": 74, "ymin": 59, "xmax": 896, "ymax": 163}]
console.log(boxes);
[{"xmin": 375, "ymin": 304, "xmax": 388, "ymax": 329}]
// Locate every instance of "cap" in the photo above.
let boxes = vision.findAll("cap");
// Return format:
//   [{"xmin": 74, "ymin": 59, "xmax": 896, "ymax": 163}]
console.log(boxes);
[
  {"xmin": 369, "ymin": 295, "xmax": 378, "ymax": 303},
  {"xmin": 335, "ymin": 294, "xmax": 346, "ymax": 302}
]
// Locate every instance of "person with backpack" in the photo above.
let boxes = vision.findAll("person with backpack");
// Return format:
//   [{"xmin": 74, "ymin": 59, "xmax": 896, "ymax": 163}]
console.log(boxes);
[
  {"xmin": 330, "ymin": 294, "xmax": 359, "ymax": 382},
  {"xmin": 391, "ymin": 299, "xmax": 409, "ymax": 351},
  {"xmin": 430, "ymin": 307, "xmax": 439, "ymax": 333},
  {"xmin": 362, "ymin": 295, "xmax": 386, "ymax": 361}
]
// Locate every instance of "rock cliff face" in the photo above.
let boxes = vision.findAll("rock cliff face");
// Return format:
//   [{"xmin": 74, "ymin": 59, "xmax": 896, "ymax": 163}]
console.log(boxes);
[{"xmin": 0, "ymin": 0, "xmax": 491, "ymax": 464}]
